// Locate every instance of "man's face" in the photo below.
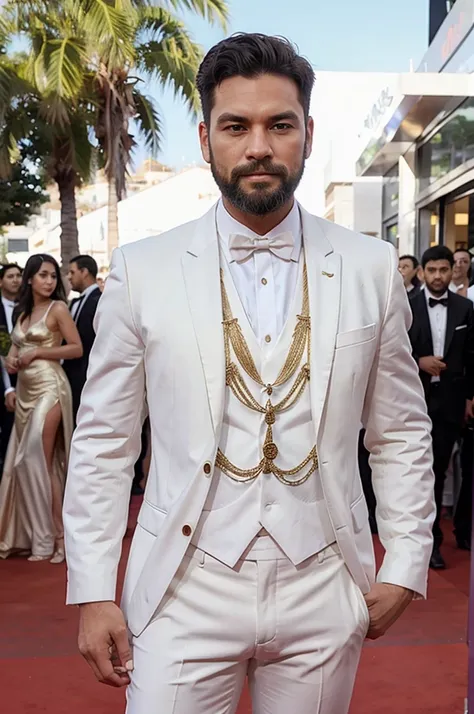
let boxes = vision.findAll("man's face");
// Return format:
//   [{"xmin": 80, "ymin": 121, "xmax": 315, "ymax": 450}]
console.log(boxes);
[
  {"xmin": 398, "ymin": 258, "xmax": 417, "ymax": 288},
  {"xmin": 453, "ymin": 250, "xmax": 471, "ymax": 281},
  {"xmin": 2, "ymin": 267, "xmax": 22, "ymax": 298},
  {"xmin": 68, "ymin": 262, "xmax": 86, "ymax": 292},
  {"xmin": 424, "ymin": 259, "xmax": 453, "ymax": 296},
  {"xmin": 199, "ymin": 73, "xmax": 313, "ymax": 216}
]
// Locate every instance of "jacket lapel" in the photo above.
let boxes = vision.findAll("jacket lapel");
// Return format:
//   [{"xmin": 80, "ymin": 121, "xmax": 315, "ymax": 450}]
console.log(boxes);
[
  {"xmin": 181, "ymin": 206, "xmax": 226, "ymax": 437},
  {"xmin": 0, "ymin": 298, "xmax": 7, "ymax": 330},
  {"xmin": 301, "ymin": 209, "xmax": 341, "ymax": 442},
  {"xmin": 417, "ymin": 294, "xmax": 434, "ymax": 355},
  {"xmin": 444, "ymin": 292, "xmax": 459, "ymax": 356}
]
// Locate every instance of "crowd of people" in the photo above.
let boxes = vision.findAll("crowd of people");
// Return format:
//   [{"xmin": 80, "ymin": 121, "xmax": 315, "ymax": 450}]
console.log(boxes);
[{"xmin": 361, "ymin": 245, "xmax": 474, "ymax": 571}]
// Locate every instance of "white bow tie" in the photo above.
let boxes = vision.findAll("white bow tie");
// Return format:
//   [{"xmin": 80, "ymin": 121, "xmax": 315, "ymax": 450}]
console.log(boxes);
[{"xmin": 228, "ymin": 231, "xmax": 294, "ymax": 263}]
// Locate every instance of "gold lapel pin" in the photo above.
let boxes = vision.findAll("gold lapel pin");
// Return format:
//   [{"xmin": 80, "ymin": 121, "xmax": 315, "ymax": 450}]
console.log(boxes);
[{"xmin": 322, "ymin": 271, "xmax": 334, "ymax": 278}]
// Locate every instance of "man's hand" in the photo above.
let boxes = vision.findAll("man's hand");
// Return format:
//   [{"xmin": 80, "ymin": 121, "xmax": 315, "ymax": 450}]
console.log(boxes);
[
  {"xmin": 364, "ymin": 583, "xmax": 413, "ymax": 640},
  {"xmin": 78, "ymin": 601, "xmax": 133, "ymax": 688},
  {"xmin": 419, "ymin": 355, "xmax": 446, "ymax": 377},
  {"xmin": 465, "ymin": 399, "xmax": 474, "ymax": 422},
  {"xmin": 5, "ymin": 391, "xmax": 15, "ymax": 413}
]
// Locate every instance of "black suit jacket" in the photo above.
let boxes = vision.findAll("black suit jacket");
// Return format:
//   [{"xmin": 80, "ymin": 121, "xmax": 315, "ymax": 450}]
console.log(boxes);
[
  {"xmin": 63, "ymin": 286, "xmax": 101, "ymax": 418},
  {"xmin": 409, "ymin": 290, "xmax": 474, "ymax": 424},
  {"xmin": 0, "ymin": 298, "xmax": 17, "ymax": 393}
]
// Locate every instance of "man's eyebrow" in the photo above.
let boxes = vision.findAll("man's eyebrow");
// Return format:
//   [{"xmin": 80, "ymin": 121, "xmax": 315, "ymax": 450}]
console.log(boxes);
[
  {"xmin": 216, "ymin": 113, "xmax": 248, "ymax": 126},
  {"xmin": 269, "ymin": 111, "xmax": 300, "ymax": 123}
]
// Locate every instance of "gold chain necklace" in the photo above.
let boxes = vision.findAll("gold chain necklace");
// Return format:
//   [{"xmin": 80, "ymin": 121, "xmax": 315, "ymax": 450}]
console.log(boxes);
[{"xmin": 215, "ymin": 263, "xmax": 318, "ymax": 486}]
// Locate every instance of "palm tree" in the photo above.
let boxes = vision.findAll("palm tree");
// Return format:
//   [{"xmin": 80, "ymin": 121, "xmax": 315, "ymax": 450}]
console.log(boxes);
[
  {"xmin": 1, "ymin": 0, "xmax": 228, "ymax": 263},
  {"xmin": 0, "ymin": 8, "xmax": 94, "ymax": 268}
]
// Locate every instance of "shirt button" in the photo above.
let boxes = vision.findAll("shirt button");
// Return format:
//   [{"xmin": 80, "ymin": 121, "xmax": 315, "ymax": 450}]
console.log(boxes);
[
  {"xmin": 182, "ymin": 524, "xmax": 192, "ymax": 537},
  {"xmin": 265, "ymin": 335, "xmax": 272, "ymax": 343},
  {"xmin": 203, "ymin": 461, "xmax": 212, "ymax": 476},
  {"xmin": 261, "ymin": 277, "xmax": 268, "ymax": 285}
]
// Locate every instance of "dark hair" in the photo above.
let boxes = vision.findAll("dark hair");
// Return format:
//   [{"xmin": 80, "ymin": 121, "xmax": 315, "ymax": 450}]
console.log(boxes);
[
  {"xmin": 70, "ymin": 254, "xmax": 98, "ymax": 279},
  {"xmin": 15, "ymin": 254, "xmax": 67, "ymax": 324},
  {"xmin": 422, "ymin": 245, "xmax": 454, "ymax": 269},
  {"xmin": 399, "ymin": 254, "xmax": 420, "ymax": 287},
  {"xmin": 0, "ymin": 263, "xmax": 23, "ymax": 280},
  {"xmin": 399, "ymin": 254, "xmax": 419, "ymax": 270},
  {"xmin": 196, "ymin": 33, "xmax": 315, "ymax": 126}
]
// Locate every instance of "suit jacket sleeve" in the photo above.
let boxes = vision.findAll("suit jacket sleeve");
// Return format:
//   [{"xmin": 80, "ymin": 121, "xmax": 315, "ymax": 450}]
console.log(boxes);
[
  {"xmin": 63, "ymin": 248, "xmax": 146, "ymax": 604},
  {"xmin": 362, "ymin": 246, "xmax": 435, "ymax": 598}
]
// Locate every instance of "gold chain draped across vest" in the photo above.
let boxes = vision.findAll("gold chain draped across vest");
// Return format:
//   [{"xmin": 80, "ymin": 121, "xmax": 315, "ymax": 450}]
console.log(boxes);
[{"xmin": 215, "ymin": 263, "xmax": 319, "ymax": 486}]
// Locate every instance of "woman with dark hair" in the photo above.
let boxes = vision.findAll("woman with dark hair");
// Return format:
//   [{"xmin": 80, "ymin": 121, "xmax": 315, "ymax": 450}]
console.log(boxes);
[{"xmin": 0, "ymin": 254, "xmax": 82, "ymax": 562}]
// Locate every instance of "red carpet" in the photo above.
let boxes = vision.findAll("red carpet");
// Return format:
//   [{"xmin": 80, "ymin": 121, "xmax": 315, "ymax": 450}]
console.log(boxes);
[{"xmin": 0, "ymin": 499, "xmax": 469, "ymax": 713}]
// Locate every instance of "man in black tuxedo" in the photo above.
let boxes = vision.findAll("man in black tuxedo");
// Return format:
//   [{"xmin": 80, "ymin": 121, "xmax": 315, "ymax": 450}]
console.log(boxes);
[
  {"xmin": 63, "ymin": 255, "xmax": 101, "ymax": 425},
  {"xmin": 0, "ymin": 263, "xmax": 22, "ymax": 475},
  {"xmin": 409, "ymin": 245, "xmax": 474, "ymax": 570}
]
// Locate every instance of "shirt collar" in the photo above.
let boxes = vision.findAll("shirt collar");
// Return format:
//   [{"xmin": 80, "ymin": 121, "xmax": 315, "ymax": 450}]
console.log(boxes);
[
  {"xmin": 79, "ymin": 283, "xmax": 98, "ymax": 300},
  {"xmin": 425, "ymin": 289, "xmax": 448, "ymax": 305},
  {"xmin": 1, "ymin": 296, "xmax": 16, "ymax": 308},
  {"xmin": 216, "ymin": 199, "xmax": 302, "ymax": 264}
]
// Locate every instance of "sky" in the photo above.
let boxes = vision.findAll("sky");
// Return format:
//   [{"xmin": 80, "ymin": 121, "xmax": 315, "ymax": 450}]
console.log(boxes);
[{"xmin": 141, "ymin": 0, "xmax": 430, "ymax": 170}]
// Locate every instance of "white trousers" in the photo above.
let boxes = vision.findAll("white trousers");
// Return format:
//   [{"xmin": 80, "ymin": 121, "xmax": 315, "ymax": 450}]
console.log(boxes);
[{"xmin": 126, "ymin": 542, "xmax": 369, "ymax": 714}]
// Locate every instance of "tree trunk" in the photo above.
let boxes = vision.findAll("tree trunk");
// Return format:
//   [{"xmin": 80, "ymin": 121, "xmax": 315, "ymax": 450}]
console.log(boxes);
[
  {"xmin": 107, "ymin": 179, "xmax": 119, "ymax": 261},
  {"xmin": 57, "ymin": 169, "xmax": 79, "ymax": 274}
]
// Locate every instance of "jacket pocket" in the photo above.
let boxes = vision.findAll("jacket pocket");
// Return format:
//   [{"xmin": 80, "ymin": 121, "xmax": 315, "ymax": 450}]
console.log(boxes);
[
  {"xmin": 137, "ymin": 499, "xmax": 167, "ymax": 537},
  {"xmin": 350, "ymin": 495, "xmax": 369, "ymax": 534},
  {"xmin": 336, "ymin": 324, "xmax": 376, "ymax": 349}
]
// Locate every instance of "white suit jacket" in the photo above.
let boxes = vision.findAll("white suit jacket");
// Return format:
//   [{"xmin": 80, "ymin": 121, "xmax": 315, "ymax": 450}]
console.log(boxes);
[{"xmin": 63, "ymin": 204, "xmax": 435, "ymax": 637}]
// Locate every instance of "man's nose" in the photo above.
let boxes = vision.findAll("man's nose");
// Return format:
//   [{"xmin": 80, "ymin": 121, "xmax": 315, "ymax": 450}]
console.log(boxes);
[{"xmin": 245, "ymin": 127, "xmax": 273, "ymax": 161}]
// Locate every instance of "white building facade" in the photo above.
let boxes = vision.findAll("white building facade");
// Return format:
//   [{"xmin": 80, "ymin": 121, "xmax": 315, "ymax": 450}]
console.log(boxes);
[
  {"xmin": 297, "ymin": 71, "xmax": 397, "ymax": 239},
  {"xmin": 355, "ymin": 0, "xmax": 474, "ymax": 257}
]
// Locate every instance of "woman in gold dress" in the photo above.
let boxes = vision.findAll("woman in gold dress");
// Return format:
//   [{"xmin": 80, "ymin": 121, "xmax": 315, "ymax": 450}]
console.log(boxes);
[{"xmin": 0, "ymin": 254, "xmax": 82, "ymax": 563}]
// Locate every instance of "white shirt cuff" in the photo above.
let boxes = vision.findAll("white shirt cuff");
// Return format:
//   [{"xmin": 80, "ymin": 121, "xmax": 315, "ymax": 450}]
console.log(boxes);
[{"xmin": 4, "ymin": 387, "xmax": 15, "ymax": 396}]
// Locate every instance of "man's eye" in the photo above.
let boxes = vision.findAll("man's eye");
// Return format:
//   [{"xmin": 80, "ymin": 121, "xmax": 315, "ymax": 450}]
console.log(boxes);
[
  {"xmin": 273, "ymin": 123, "xmax": 292, "ymax": 130},
  {"xmin": 227, "ymin": 125, "xmax": 245, "ymax": 132}
]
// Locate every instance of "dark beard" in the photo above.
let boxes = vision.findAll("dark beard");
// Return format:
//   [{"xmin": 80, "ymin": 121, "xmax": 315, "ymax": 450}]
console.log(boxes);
[{"xmin": 209, "ymin": 152, "xmax": 305, "ymax": 216}]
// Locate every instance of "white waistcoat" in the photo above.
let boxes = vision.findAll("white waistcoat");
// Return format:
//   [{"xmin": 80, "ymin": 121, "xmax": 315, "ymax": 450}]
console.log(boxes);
[{"xmin": 192, "ymin": 256, "xmax": 335, "ymax": 566}]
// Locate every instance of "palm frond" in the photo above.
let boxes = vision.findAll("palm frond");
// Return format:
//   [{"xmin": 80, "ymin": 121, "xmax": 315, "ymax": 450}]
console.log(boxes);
[
  {"xmin": 82, "ymin": 0, "xmax": 135, "ymax": 67},
  {"xmin": 43, "ymin": 37, "xmax": 86, "ymax": 100},
  {"xmin": 160, "ymin": 0, "xmax": 228, "ymax": 30},
  {"xmin": 132, "ymin": 88, "xmax": 162, "ymax": 156},
  {"xmin": 136, "ymin": 7, "xmax": 202, "ymax": 114},
  {"xmin": 69, "ymin": 113, "xmax": 94, "ymax": 181},
  {"xmin": 0, "ymin": 59, "xmax": 35, "ymax": 121}
]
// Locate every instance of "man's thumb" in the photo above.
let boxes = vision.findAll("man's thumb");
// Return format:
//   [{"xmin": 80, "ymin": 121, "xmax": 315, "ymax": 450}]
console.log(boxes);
[{"xmin": 115, "ymin": 629, "xmax": 133, "ymax": 671}]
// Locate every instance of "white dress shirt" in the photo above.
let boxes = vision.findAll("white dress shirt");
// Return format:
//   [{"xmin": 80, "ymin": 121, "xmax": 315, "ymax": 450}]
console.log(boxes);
[
  {"xmin": 1, "ymin": 296, "xmax": 16, "ymax": 396},
  {"xmin": 216, "ymin": 200, "xmax": 302, "ymax": 348},
  {"xmin": 71, "ymin": 283, "xmax": 98, "ymax": 322},
  {"xmin": 467, "ymin": 285, "xmax": 474, "ymax": 303},
  {"xmin": 425, "ymin": 289, "xmax": 448, "ymax": 383}
]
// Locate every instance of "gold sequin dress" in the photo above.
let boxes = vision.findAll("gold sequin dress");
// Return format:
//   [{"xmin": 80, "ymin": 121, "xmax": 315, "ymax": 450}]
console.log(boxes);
[{"xmin": 0, "ymin": 303, "xmax": 73, "ymax": 558}]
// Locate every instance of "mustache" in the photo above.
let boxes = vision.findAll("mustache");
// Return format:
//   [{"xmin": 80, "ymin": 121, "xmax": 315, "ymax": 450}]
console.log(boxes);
[{"xmin": 231, "ymin": 160, "xmax": 289, "ymax": 181}]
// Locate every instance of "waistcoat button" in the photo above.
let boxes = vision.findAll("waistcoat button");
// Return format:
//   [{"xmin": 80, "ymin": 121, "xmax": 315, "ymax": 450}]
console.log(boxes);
[{"xmin": 182, "ymin": 524, "xmax": 192, "ymax": 537}]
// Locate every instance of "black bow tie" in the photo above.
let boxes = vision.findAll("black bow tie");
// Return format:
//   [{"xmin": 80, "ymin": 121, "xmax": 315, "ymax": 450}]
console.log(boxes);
[{"xmin": 429, "ymin": 297, "xmax": 448, "ymax": 308}]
